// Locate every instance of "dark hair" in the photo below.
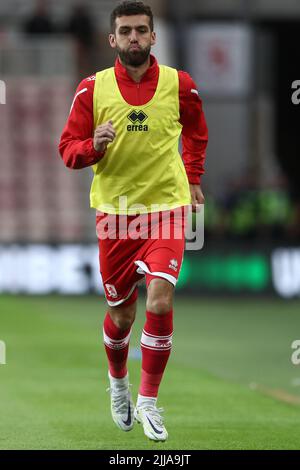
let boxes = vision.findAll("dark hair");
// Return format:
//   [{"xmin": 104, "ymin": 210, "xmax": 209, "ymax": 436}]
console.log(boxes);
[{"xmin": 110, "ymin": 1, "xmax": 154, "ymax": 32}]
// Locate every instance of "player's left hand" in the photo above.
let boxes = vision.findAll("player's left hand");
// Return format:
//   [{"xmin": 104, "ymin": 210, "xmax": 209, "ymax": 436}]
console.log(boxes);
[{"xmin": 189, "ymin": 184, "xmax": 205, "ymax": 212}]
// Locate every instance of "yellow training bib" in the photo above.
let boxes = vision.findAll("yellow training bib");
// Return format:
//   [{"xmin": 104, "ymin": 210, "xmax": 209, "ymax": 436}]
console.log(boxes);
[{"xmin": 91, "ymin": 65, "xmax": 191, "ymax": 215}]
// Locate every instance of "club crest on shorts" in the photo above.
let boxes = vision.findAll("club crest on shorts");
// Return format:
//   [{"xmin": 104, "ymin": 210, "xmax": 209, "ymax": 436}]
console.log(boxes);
[
  {"xmin": 169, "ymin": 258, "xmax": 178, "ymax": 272},
  {"xmin": 105, "ymin": 284, "xmax": 118, "ymax": 298}
]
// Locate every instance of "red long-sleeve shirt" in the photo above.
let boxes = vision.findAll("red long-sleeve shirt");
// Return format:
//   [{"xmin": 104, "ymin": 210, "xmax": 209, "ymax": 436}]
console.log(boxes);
[{"xmin": 59, "ymin": 55, "xmax": 208, "ymax": 185}]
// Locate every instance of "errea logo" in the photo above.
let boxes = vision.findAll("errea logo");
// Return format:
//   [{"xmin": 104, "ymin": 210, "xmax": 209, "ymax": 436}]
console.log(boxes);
[{"xmin": 127, "ymin": 109, "xmax": 148, "ymax": 132}]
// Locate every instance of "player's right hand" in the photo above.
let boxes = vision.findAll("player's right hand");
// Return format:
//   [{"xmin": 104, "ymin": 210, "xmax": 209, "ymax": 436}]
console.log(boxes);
[{"xmin": 93, "ymin": 120, "xmax": 116, "ymax": 152}]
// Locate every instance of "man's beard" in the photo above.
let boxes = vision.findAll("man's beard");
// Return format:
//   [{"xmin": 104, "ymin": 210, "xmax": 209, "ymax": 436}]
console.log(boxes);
[{"xmin": 117, "ymin": 44, "xmax": 151, "ymax": 67}]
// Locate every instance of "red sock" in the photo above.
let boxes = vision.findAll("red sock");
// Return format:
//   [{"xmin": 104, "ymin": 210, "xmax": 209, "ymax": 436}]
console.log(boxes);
[
  {"xmin": 103, "ymin": 313, "xmax": 132, "ymax": 378},
  {"xmin": 139, "ymin": 310, "xmax": 173, "ymax": 397}
]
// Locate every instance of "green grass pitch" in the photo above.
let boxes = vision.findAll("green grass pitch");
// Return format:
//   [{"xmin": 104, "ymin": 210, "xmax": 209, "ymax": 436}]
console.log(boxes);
[{"xmin": 1, "ymin": 295, "xmax": 300, "ymax": 450}]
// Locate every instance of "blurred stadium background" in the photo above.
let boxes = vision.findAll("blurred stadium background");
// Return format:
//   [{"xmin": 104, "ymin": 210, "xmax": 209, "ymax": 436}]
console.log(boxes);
[{"xmin": 1, "ymin": 0, "xmax": 300, "ymax": 450}]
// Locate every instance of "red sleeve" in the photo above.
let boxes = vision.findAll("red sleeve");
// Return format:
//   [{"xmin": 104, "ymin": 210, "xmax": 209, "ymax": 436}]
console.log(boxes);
[
  {"xmin": 178, "ymin": 71, "xmax": 208, "ymax": 185},
  {"xmin": 58, "ymin": 76, "xmax": 105, "ymax": 169}
]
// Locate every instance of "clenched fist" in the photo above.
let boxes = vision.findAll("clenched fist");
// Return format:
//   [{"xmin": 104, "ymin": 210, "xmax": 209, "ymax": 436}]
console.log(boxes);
[{"xmin": 93, "ymin": 120, "xmax": 116, "ymax": 152}]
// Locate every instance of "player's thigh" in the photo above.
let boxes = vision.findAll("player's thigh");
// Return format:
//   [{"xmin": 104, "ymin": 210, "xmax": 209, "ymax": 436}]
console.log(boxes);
[
  {"xmin": 98, "ymin": 235, "xmax": 143, "ymax": 306},
  {"xmin": 146, "ymin": 278, "xmax": 174, "ymax": 314}
]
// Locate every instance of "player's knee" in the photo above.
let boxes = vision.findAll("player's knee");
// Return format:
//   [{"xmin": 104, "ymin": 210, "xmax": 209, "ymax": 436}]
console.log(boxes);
[
  {"xmin": 108, "ymin": 304, "xmax": 136, "ymax": 331},
  {"xmin": 146, "ymin": 297, "xmax": 172, "ymax": 315},
  {"xmin": 110, "ymin": 313, "xmax": 135, "ymax": 331},
  {"xmin": 113, "ymin": 316, "xmax": 133, "ymax": 331}
]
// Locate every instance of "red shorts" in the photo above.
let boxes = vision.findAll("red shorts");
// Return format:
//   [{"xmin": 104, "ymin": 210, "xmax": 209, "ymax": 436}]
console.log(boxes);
[{"xmin": 96, "ymin": 209, "xmax": 187, "ymax": 306}]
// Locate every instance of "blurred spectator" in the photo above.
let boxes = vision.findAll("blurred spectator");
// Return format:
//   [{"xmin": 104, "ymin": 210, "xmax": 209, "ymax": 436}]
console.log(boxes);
[
  {"xmin": 64, "ymin": 3, "xmax": 95, "ymax": 79},
  {"xmin": 203, "ymin": 175, "xmax": 293, "ymax": 242},
  {"xmin": 23, "ymin": 0, "xmax": 55, "ymax": 36}
]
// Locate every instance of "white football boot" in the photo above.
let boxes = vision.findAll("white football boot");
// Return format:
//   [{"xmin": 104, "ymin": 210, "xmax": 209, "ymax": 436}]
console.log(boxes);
[
  {"xmin": 107, "ymin": 372, "xmax": 134, "ymax": 432},
  {"xmin": 134, "ymin": 405, "xmax": 168, "ymax": 441}
]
